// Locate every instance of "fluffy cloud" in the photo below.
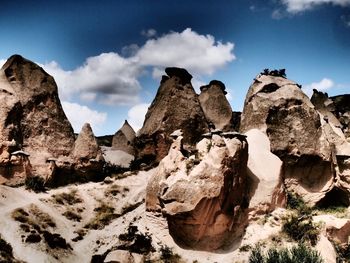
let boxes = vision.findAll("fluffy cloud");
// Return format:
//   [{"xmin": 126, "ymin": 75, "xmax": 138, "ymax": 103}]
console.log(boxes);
[
  {"xmin": 127, "ymin": 103, "xmax": 150, "ymax": 132},
  {"xmin": 0, "ymin": 59, "xmax": 5, "ymax": 68},
  {"xmin": 39, "ymin": 28, "xmax": 234, "ymax": 107},
  {"xmin": 61, "ymin": 101, "xmax": 107, "ymax": 133},
  {"xmin": 303, "ymin": 78, "xmax": 334, "ymax": 97},
  {"xmin": 281, "ymin": 0, "xmax": 350, "ymax": 13},
  {"xmin": 43, "ymin": 53, "xmax": 141, "ymax": 105},
  {"xmin": 136, "ymin": 28, "xmax": 235, "ymax": 76},
  {"xmin": 141, "ymin": 28, "xmax": 157, "ymax": 38}
]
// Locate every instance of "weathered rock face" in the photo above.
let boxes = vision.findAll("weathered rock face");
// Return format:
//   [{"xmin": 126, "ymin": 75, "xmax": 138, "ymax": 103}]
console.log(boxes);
[
  {"xmin": 0, "ymin": 60, "xmax": 31, "ymax": 184},
  {"xmin": 72, "ymin": 123, "xmax": 103, "ymax": 161},
  {"xmin": 240, "ymin": 74, "xmax": 335, "ymax": 205},
  {"xmin": 1, "ymin": 55, "xmax": 75, "ymax": 178},
  {"xmin": 199, "ymin": 80, "xmax": 233, "ymax": 131},
  {"xmin": 47, "ymin": 123, "xmax": 104, "ymax": 186},
  {"xmin": 146, "ymin": 133, "xmax": 249, "ymax": 250},
  {"xmin": 112, "ymin": 120, "xmax": 136, "ymax": 155},
  {"xmin": 136, "ymin": 67, "xmax": 208, "ymax": 164},
  {"xmin": 245, "ymin": 129, "xmax": 285, "ymax": 215},
  {"xmin": 312, "ymin": 91, "xmax": 350, "ymax": 140}
]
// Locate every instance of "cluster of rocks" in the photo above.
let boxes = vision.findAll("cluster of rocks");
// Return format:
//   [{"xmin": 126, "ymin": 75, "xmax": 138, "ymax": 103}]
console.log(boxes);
[
  {"xmin": 145, "ymin": 71, "xmax": 350, "ymax": 250},
  {"xmin": 0, "ymin": 55, "xmax": 104, "ymax": 186},
  {"xmin": 134, "ymin": 67, "xmax": 239, "ymax": 165}
]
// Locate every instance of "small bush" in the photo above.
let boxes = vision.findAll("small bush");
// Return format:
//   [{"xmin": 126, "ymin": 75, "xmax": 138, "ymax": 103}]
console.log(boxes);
[
  {"xmin": 160, "ymin": 245, "xmax": 182, "ymax": 262},
  {"xmin": 282, "ymin": 213, "xmax": 320, "ymax": 246},
  {"xmin": 249, "ymin": 244, "xmax": 323, "ymax": 263},
  {"xmin": 52, "ymin": 189, "xmax": 82, "ymax": 205},
  {"xmin": 25, "ymin": 176, "xmax": 46, "ymax": 192},
  {"xmin": 0, "ymin": 235, "xmax": 15, "ymax": 262},
  {"xmin": 84, "ymin": 203, "xmax": 117, "ymax": 230},
  {"xmin": 62, "ymin": 210, "xmax": 82, "ymax": 222}
]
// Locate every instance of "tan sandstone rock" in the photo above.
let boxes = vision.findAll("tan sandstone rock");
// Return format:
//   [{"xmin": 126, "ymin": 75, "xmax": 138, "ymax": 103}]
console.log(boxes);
[
  {"xmin": 112, "ymin": 120, "xmax": 136, "ymax": 155},
  {"xmin": 1, "ymin": 55, "xmax": 75, "ymax": 179},
  {"xmin": 146, "ymin": 133, "xmax": 249, "ymax": 250},
  {"xmin": 199, "ymin": 80, "xmax": 233, "ymax": 131},
  {"xmin": 245, "ymin": 129, "xmax": 285, "ymax": 215},
  {"xmin": 240, "ymin": 74, "xmax": 335, "ymax": 205},
  {"xmin": 135, "ymin": 67, "xmax": 208, "ymax": 164}
]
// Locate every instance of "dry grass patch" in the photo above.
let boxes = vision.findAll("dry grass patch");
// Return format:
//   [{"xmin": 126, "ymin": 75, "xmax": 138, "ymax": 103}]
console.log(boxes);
[
  {"xmin": 51, "ymin": 189, "xmax": 83, "ymax": 205},
  {"xmin": 104, "ymin": 184, "xmax": 129, "ymax": 197},
  {"xmin": 84, "ymin": 203, "xmax": 117, "ymax": 230}
]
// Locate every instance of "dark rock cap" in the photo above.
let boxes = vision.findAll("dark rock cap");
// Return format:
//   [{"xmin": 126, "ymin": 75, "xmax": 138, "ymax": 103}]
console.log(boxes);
[
  {"xmin": 209, "ymin": 80, "xmax": 226, "ymax": 92},
  {"xmin": 165, "ymin": 67, "xmax": 192, "ymax": 83},
  {"xmin": 200, "ymin": 80, "xmax": 227, "ymax": 95}
]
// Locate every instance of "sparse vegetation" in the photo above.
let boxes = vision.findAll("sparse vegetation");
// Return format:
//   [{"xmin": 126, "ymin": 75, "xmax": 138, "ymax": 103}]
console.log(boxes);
[
  {"xmin": 118, "ymin": 224, "xmax": 155, "ymax": 255},
  {"xmin": 25, "ymin": 175, "xmax": 46, "ymax": 192},
  {"xmin": 84, "ymin": 203, "xmax": 117, "ymax": 230},
  {"xmin": 52, "ymin": 189, "xmax": 82, "ymax": 205},
  {"xmin": 62, "ymin": 209, "xmax": 82, "ymax": 222},
  {"xmin": 260, "ymin": 68, "xmax": 287, "ymax": 78},
  {"xmin": 315, "ymin": 205, "xmax": 349, "ymax": 218},
  {"xmin": 0, "ymin": 235, "xmax": 16, "ymax": 262},
  {"xmin": 12, "ymin": 208, "xmax": 29, "ymax": 223},
  {"xmin": 249, "ymin": 243, "xmax": 323, "ymax": 263},
  {"xmin": 104, "ymin": 183, "xmax": 129, "ymax": 197},
  {"xmin": 282, "ymin": 212, "xmax": 320, "ymax": 246},
  {"xmin": 207, "ymin": 141, "xmax": 212, "ymax": 152},
  {"xmin": 42, "ymin": 231, "xmax": 72, "ymax": 250},
  {"xmin": 239, "ymin": 244, "xmax": 252, "ymax": 252},
  {"xmin": 283, "ymin": 192, "xmax": 321, "ymax": 246},
  {"xmin": 332, "ymin": 241, "xmax": 350, "ymax": 263},
  {"xmin": 160, "ymin": 245, "xmax": 182, "ymax": 263}
]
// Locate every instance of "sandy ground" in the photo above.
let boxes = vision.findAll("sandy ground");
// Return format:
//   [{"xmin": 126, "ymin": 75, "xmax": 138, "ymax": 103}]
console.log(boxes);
[{"xmin": 0, "ymin": 168, "xmax": 338, "ymax": 263}]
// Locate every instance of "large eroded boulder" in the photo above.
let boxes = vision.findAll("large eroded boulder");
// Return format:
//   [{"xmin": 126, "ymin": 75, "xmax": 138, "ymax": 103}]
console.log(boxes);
[
  {"xmin": 198, "ymin": 80, "xmax": 233, "ymax": 131},
  {"xmin": 112, "ymin": 120, "xmax": 136, "ymax": 155},
  {"xmin": 1, "ymin": 55, "xmax": 75, "ymax": 178},
  {"xmin": 135, "ymin": 67, "xmax": 208, "ymax": 164},
  {"xmin": 240, "ymin": 74, "xmax": 336, "ymax": 205},
  {"xmin": 146, "ymin": 133, "xmax": 249, "ymax": 250}
]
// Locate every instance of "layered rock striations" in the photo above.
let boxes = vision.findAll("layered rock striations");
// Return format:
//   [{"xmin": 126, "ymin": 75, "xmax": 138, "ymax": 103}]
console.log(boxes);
[
  {"xmin": 198, "ymin": 80, "xmax": 234, "ymax": 131},
  {"xmin": 1, "ymin": 55, "xmax": 75, "ymax": 180},
  {"xmin": 146, "ymin": 133, "xmax": 249, "ymax": 250},
  {"xmin": 111, "ymin": 120, "xmax": 136, "ymax": 155},
  {"xmin": 135, "ymin": 67, "xmax": 208, "ymax": 164}
]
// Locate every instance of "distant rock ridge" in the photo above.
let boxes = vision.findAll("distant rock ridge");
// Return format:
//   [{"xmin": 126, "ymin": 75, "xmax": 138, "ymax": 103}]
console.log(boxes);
[
  {"xmin": 135, "ymin": 67, "xmax": 208, "ymax": 164},
  {"xmin": 112, "ymin": 120, "xmax": 136, "ymax": 155}
]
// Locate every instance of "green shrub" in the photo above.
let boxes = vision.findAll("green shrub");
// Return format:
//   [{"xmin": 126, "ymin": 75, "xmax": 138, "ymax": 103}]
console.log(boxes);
[
  {"xmin": 25, "ymin": 176, "xmax": 46, "ymax": 192},
  {"xmin": 249, "ymin": 244, "xmax": 323, "ymax": 263},
  {"xmin": 282, "ymin": 213, "xmax": 320, "ymax": 246}
]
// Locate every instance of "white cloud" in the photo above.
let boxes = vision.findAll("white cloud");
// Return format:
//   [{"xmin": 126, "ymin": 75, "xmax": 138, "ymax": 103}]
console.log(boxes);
[
  {"xmin": 303, "ymin": 78, "xmax": 334, "ymax": 97},
  {"xmin": 0, "ymin": 59, "xmax": 5, "ymax": 68},
  {"xmin": 341, "ymin": 15, "xmax": 350, "ymax": 27},
  {"xmin": 42, "ymin": 53, "xmax": 142, "ymax": 105},
  {"xmin": 127, "ymin": 103, "xmax": 150, "ymax": 132},
  {"xmin": 61, "ymin": 101, "xmax": 107, "ymax": 133},
  {"xmin": 281, "ymin": 0, "xmax": 350, "ymax": 13},
  {"xmin": 141, "ymin": 28, "xmax": 157, "ymax": 38},
  {"xmin": 136, "ymin": 28, "xmax": 235, "ymax": 76}
]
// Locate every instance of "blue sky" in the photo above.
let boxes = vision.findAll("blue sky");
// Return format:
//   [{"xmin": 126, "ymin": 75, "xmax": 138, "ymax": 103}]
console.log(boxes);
[{"xmin": 1, "ymin": 0, "xmax": 350, "ymax": 135}]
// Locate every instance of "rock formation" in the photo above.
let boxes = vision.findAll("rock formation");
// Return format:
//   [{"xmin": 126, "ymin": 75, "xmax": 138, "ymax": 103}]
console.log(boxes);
[
  {"xmin": 111, "ymin": 120, "xmax": 136, "ymax": 155},
  {"xmin": 135, "ymin": 67, "xmax": 208, "ymax": 164},
  {"xmin": 245, "ymin": 129, "xmax": 285, "ymax": 214},
  {"xmin": 240, "ymin": 74, "xmax": 341, "ymax": 205},
  {"xmin": 1, "ymin": 55, "xmax": 75, "ymax": 179},
  {"xmin": 146, "ymin": 133, "xmax": 249, "ymax": 250},
  {"xmin": 198, "ymin": 80, "xmax": 233, "ymax": 131}
]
